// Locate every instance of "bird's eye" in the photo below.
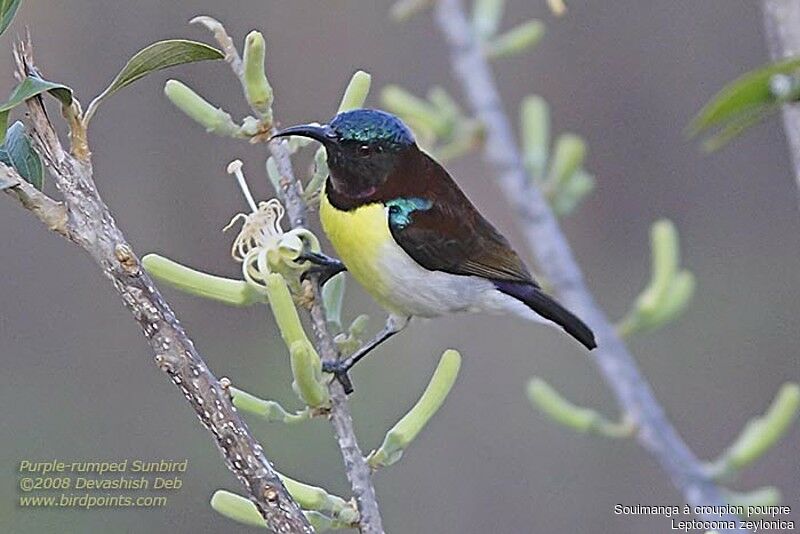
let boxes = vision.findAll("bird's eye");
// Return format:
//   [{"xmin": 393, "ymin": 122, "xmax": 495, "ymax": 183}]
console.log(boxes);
[{"xmin": 358, "ymin": 144, "xmax": 371, "ymax": 156}]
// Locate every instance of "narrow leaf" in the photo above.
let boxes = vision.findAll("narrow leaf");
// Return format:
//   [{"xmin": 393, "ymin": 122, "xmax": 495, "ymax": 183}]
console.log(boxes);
[
  {"xmin": 0, "ymin": 0, "xmax": 21, "ymax": 37},
  {"xmin": 701, "ymin": 103, "xmax": 781, "ymax": 152},
  {"xmin": 688, "ymin": 57, "xmax": 800, "ymax": 137},
  {"xmin": 86, "ymin": 40, "xmax": 223, "ymax": 121},
  {"xmin": 5, "ymin": 121, "xmax": 43, "ymax": 189},
  {"xmin": 0, "ymin": 76, "xmax": 73, "ymax": 144}
]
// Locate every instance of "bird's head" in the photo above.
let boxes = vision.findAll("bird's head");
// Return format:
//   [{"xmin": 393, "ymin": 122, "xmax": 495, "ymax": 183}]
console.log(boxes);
[{"xmin": 273, "ymin": 109, "xmax": 416, "ymax": 198}]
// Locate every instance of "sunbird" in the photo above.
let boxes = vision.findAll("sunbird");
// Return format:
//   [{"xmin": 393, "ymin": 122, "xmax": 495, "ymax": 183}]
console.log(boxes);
[{"xmin": 274, "ymin": 109, "xmax": 596, "ymax": 392}]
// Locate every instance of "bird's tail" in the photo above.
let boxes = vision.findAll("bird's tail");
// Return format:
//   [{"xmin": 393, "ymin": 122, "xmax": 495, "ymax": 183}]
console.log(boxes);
[{"xmin": 494, "ymin": 281, "xmax": 597, "ymax": 350}]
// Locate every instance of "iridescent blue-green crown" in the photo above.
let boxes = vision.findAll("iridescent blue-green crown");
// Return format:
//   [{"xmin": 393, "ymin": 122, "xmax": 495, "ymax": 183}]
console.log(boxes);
[{"xmin": 330, "ymin": 109, "xmax": 415, "ymax": 147}]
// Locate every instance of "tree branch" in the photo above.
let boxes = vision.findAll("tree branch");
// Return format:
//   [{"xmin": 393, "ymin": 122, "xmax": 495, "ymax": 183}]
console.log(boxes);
[
  {"xmin": 5, "ymin": 39, "xmax": 312, "ymax": 534},
  {"xmin": 762, "ymin": 0, "xmax": 800, "ymax": 204},
  {"xmin": 434, "ymin": 0, "xmax": 736, "ymax": 528}
]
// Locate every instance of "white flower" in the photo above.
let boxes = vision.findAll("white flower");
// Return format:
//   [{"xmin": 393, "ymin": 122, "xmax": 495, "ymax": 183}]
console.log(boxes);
[{"xmin": 224, "ymin": 160, "xmax": 320, "ymax": 292}]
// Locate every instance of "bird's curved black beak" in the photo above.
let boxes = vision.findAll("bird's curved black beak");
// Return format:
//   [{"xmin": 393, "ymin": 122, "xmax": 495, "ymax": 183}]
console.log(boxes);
[{"xmin": 271, "ymin": 123, "xmax": 337, "ymax": 147}]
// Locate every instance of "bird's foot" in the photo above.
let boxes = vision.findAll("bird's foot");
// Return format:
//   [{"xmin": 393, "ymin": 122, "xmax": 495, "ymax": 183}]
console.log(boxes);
[
  {"xmin": 322, "ymin": 359, "xmax": 354, "ymax": 395},
  {"xmin": 299, "ymin": 251, "xmax": 346, "ymax": 287}
]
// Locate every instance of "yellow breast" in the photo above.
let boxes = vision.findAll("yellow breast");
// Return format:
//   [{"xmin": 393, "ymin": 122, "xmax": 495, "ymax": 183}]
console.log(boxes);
[{"xmin": 320, "ymin": 192, "xmax": 396, "ymax": 307}]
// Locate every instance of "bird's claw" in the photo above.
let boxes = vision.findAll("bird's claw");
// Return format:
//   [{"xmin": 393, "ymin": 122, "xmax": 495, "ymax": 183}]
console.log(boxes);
[
  {"xmin": 322, "ymin": 359, "xmax": 354, "ymax": 395},
  {"xmin": 298, "ymin": 251, "xmax": 346, "ymax": 287}
]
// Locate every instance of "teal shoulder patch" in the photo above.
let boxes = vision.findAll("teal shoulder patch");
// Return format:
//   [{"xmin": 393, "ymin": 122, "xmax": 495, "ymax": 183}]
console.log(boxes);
[{"xmin": 386, "ymin": 197, "xmax": 432, "ymax": 228}]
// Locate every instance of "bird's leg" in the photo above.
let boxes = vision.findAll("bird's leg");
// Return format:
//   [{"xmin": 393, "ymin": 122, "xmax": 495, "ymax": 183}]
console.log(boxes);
[
  {"xmin": 298, "ymin": 250, "xmax": 346, "ymax": 287},
  {"xmin": 323, "ymin": 315, "xmax": 410, "ymax": 394}
]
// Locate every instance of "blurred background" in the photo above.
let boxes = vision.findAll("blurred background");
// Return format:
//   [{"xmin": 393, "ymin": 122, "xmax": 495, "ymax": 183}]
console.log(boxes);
[{"xmin": 1, "ymin": 1, "xmax": 798, "ymax": 532}]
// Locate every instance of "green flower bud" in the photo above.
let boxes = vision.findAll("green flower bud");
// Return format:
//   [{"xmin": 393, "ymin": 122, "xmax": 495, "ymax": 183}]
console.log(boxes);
[
  {"xmin": 486, "ymin": 20, "xmax": 545, "ymax": 59},
  {"xmin": 164, "ymin": 80, "xmax": 241, "ymax": 137}
]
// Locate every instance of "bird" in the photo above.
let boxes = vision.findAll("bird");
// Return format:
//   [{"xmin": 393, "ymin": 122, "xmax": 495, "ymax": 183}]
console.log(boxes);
[{"xmin": 273, "ymin": 109, "xmax": 596, "ymax": 392}]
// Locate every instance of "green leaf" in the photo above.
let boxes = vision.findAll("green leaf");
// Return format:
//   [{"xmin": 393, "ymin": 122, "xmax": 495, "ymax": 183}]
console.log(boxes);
[
  {"xmin": 4, "ymin": 121, "xmax": 43, "ymax": 189},
  {"xmin": 0, "ymin": 0, "xmax": 21, "ymax": 37},
  {"xmin": 85, "ymin": 39, "xmax": 224, "ymax": 122},
  {"xmin": 688, "ymin": 57, "xmax": 800, "ymax": 137},
  {"xmin": 0, "ymin": 76, "xmax": 73, "ymax": 144},
  {"xmin": 700, "ymin": 103, "xmax": 781, "ymax": 152}
]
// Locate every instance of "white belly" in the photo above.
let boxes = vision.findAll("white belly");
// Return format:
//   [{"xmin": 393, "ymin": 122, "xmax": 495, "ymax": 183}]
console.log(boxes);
[{"xmin": 376, "ymin": 239, "xmax": 543, "ymax": 324}]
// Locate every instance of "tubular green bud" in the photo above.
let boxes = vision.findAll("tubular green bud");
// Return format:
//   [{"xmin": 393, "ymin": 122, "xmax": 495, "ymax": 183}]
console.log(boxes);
[
  {"xmin": 486, "ymin": 20, "xmax": 545, "ymax": 59},
  {"xmin": 348, "ymin": 314, "xmax": 370, "ymax": 338},
  {"xmin": 427, "ymin": 86, "xmax": 462, "ymax": 124},
  {"xmin": 638, "ymin": 220, "xmax": 680, "ymax": 315},
  {"xmin": 527, "ymin": 377, "xmax": 633, "ymax": 438},
  {"xmin": 278, "ymin": 473, "xmax": 356, "ymax": 523},
  {"xmin": 643, "ymin": 270, "xmax": 695, "ymax": 328},
  {"xmin": 552, "ymin": 169, "xmax": 595, "ymax": 215},
  {"xmin": 617, "ymin": 220, "xmax": 695, "ymax": 337},
  {"xmin": 321, "ymin": 272, "xmax": 346, "ymax": 331},
  {"xmin": 527, "ymin": 377, "xmax": 596, "ymax": 432},
  {"xmin": 472, "ymin": 0, "xmax": 506, "ymax": 40},
  {"xmin": 264, "ymin": 273, "xmax": 309, "ymax": 348},
  {"xmin": 164, "ymin": 80, "xmax": 242, "ymax": 137},
  {"xmin": 304, "ymin": 512, "xmax": 333, "ymax": 532},
  {"xmin": 520, "ymin": 95, "xmax": 550, "ymax": 181},
  {"xmin": 432, "ymin": 133, "xmax": 478, "ymax": 162},
  {"xmin": 548, "ymin": 133, "xmax": 587, "ymax": 190},
  {"xmin": 369, "ymin": 350, "xmax": 461, "ymax": 467},
  {"xmin": 230, "ymin": 387, "xmax": 309, "ymax": 424},
  {"xmin": 390, "ymin": 0, "xmax": 434, "ymax": 21},
  {"xmin": 290, "ymin": 340, "xmax": 329, "ymax": 408},
  {"xmin": 210, "ymin": 490, "xmax": 266, "ymax": 528},
  {"xmin": 381, "ymin": 85, "xmax": 449, "ymax": 137},
  {"xmin": 242, "ymin": 31, "xmax": 273, "ymax": 118},
  {"xmin": 338, "ymin": 70, "xmax": 372, "ymax": 112},
  {"xmin": 142, "ymin": 254, "xmax": 264, "ymax": 306},
  {"xmin": 725, "ymin": 383, "xmax": 800, "ymax": 471}
]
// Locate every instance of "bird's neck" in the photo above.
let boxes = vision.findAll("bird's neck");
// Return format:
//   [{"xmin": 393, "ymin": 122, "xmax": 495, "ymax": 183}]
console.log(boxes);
[
  {"xmin": 325, "ymin": 147, "xmax": 430, "ymax": 211},
  {"xmin": 324, "ymin": 171, "xmax": 381, "ymax": 211}
]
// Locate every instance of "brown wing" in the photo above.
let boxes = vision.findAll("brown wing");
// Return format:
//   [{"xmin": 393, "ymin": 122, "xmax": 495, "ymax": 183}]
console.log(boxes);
[{"xmin": 388, "ymin": 153, "xmax": 537, "ymax": 285}]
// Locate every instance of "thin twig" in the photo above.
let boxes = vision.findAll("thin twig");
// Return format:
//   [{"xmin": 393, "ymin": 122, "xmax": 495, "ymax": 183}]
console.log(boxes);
[
  {"xmin": 198, "ymin": 18, "xmax": 384, "ymax": 533},
  {"xmin": 434, "ymin": 0, "xmax": 737, "ymax": 529},
  {"xmin": 268, "ymin": 137, "xmax": 386, "ymax": 534},
  {"xmin": 6, "ymin": 39, "xmax": 312, "ymax": 534},
  {"xmin": 762, "ymin": 0, "xmax": 800, "ymax": 206}
]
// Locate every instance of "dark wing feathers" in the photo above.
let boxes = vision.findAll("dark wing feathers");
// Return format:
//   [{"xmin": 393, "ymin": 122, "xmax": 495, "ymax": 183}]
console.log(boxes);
[
  {"xmin": 388, "ymin": 152, "xmax": 536, "ymax": 285},
  {"xmin": 381, "ymin": 150, "xmax": 596, "ymax": 351}
]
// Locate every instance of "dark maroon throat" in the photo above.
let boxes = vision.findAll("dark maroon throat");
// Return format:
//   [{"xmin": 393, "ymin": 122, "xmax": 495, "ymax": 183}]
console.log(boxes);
[{"xmin": 325, "ymin": 177, "xmax": 378, "ymax": 210}]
